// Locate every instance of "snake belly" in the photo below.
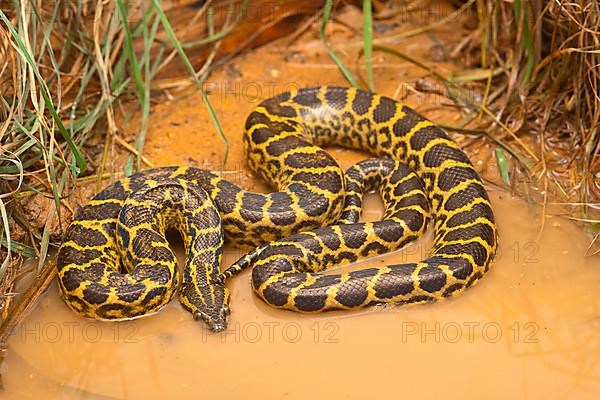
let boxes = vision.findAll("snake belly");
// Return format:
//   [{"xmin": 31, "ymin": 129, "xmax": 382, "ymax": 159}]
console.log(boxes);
[{"xmin": 224, "ymin": 86, "xmax": 498, "ymax": 311}]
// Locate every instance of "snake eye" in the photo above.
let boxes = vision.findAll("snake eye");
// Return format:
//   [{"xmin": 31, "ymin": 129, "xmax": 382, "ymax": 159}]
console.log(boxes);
[{"xmin": 222, "ymin": 305, "xmax": 231, "ymax": 316}]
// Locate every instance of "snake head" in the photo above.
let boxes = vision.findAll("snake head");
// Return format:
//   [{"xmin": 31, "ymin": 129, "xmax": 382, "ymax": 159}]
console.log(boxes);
[
  {"xmin": 193, "ymin": 303, "xmax": 230, "ymax": 333},
  {"xmin": 180, "ymin": 280, "xmax": 231, "ymax": 333}
]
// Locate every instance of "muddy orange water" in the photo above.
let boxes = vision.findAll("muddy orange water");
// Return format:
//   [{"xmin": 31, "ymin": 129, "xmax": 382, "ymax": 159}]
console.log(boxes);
[
  {"xmin": 4, "ymin": 6, "xmax": 600, "ymax": 399},
  {"xmin": 4, "ymin": 186, "xmax": 600, "ymax": 399}
]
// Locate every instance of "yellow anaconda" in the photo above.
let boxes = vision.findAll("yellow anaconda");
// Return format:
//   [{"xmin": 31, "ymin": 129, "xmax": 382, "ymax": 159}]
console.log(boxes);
[{"xmin": 56, "ymin": 86, "xmax": 497, "ymax": 331}]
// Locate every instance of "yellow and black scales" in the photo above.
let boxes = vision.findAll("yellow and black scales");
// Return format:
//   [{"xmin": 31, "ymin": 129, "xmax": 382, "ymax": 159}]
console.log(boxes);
[{"xmin": 56, "ymin": 86, "xmax": 497, "ymax": 332}]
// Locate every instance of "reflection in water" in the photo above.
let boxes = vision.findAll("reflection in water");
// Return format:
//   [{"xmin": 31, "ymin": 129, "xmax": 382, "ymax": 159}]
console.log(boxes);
[{"xmin": 3, "ymin": 187, "xmax": 600, "ymax": 399}]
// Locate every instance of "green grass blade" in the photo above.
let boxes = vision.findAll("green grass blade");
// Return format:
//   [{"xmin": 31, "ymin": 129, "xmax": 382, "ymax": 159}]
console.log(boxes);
[
  {"xmin": 495, "ymin": 148, "xmax": 511, "ymax": 185},
  {"xmin": 321, "ymin": 0, "xmax": 359, "ymax": 87},
  {"xmin": 0, "ymin": 238, "xmax": 36, "ymax": 259},
  {"xmin": 0, "ymin": 9, "xmax": 87, "ymax": 173},
  {"xmin": 0, "ymin": 153, "xmax": 24, "ymax": 280},
  {"xmin": 514, "ymin": 0, "xmax": 535, "ymax": 87},
  {"xmin": 362, "ymin": 0, "xmax": 374, "ymax": 90},
  {"xmin": 116, "ymin": 0, "xmax": 146, "ymax": 106},
  {"xmin": 181, "ymin": 0, "xmax": 250, "ymax": 49}
]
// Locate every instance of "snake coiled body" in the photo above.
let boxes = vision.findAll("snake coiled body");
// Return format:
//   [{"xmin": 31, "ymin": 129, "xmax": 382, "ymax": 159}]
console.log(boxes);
[
  {"xmin": 56, "ymin": 86, "xmax": 497, "ymax": 330},
  {"xmin": 220, "ymin": 86, "xmax": 497, "ymax": 311}
]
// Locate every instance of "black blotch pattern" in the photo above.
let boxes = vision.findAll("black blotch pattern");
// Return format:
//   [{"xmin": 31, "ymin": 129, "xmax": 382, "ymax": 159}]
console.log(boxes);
[
  {"xmin": 436, "ymin": 241, "xmax": 488, "ymax": 267},
  {"xmin": 389, "ymin": 166, "xmax": 408, "ymax": 184},
  {"xmin": 366, "ymin": 130, "xmax": 378, "ymax": 149},
  {"xmin": 373, "ymin": 264, "xmax": 417, "ymax": 298},
  {"xmin": 287, "ymin": 233, "xmax": 323, "ymax": 254},
  {"xmin": 437, "ymin": 167, "xmax": 479, "ymax": 191},
  {"xmin": 373, "ymin": 96, "xmax": 397, "ymax": 123},
  {"xmin": 269, "ymin": 210, "xmax": 297, "ymax": 226},
  {"xmin": 444, "ymin": 183, "xmax": 489, "ymax": 212},
  {"xmin": 361, "ymin": 241, "xmax": 389, "ymax": 256},
  {"xmin": 83, "ymin": 283, "xmax": 110, "ymax": 304},
  {"xmin": 222, "ymin": 217, "xmax": 246, "ymax": 232},
  {"xmin": 378, "ymin": 126, "xmax": 392, "ymax": 148},
  {"xmin": 335, "ymin": 270, "xmax": 374, "ymax": 307},
  {"xmin": 392, "ymin": 140, "xmax": 408, "ymax": 160},
  {"xmin": 339, "ymin": 209, "xmax": 360, "ymax": 224},
  {"xmin": 252, "ymin": 127, "xmax": 275, "ymax": 145},
  {"xmin": 260, "ymin": 273, "xmax": 305, "ymax": 304},
  {"xmin": 402, "ymin": 295, "xmax": 434, "ymax": 304},
  {"xmin": 444, "ymin": 223, "xmax": 495, "ymax": 246},
  {"xmin": 61, "ymin": 268, "xmax": 86, "ymax": 291},
  {"xmin": 85, "ymin": 263, "xmax": 107, "ymax": 282},
  {"xmin": 392, "ymin": 209, "xmax": 425, "ymax": 232},
  {"xmin": 343, "ymin": 193, "xmax": 362, "ymax": 209},
  {"xmin": 252, "ymin": 259, "xmax": 294, "ymax": 289},
  {"xmin": 96, "ymin": 303, "xmax": 128, "ymax": 318},
  {"xmin": 321, "ymin": 228, "xmax": 341, "ymax": 250},
  {"xmin": 305, "ymin": 275, "xmax": 342, "ymax": 289},
  {"xmin": 65, "ymin": 295, "xmax": 89, "ymax": 313},
  {"xmin": 424, "ymin": 255, "xmax": 473, "ymax": 280},
  {"xmin": 374, "ymin": 220, "xmax": 405, "ymax": 243},
  {"xmin": 446, "ymin": 203, "xmax": 495, "ymax": 227},
  {"xmin": 214, "ymin": 186, "xmax": 239, "ymax": 214},
  {"xmin": 352, "ymin": 90, "xmax": 374, "ymax": 115},
  {"xmin": 259, "ymin": 244, "xmax": 304, "ymax": 260},
  {"xmin": 66, "ymin": 224, "xmax": 108, "ymax": 247},
  {"xmin": 94, "ymin": 180, "xmax": 129, "ymax": 201},
  {"xmin": 131, "ymin": 228, "xmax": 165, "ymax": 259},
  {"xmin": 293, "ymin": 219, "xmax": 321, "ymax": 232},
  {"xmin": 293, "ymin": 89, "xmax": 321, "ymax": 107},
  {"xmin": 432, "ymin": 193, "xmax": 445, "ymax": 211},
  {"xmin": 334, "ymin": 251, "xmax": 358, "ymax": 264},
  {"xmin": 294, "ymin": 289, "xmax": 328, "ymax": 311},
  {"xmin": 393, "ymin": 193, "xmax": 429, "ymax": 211},
  {"xmin": 78, "ymin": 201, "xmax": 122, "ymax": 221},
  {"xmin": 253, "ymin": 225, "xmax": 284, "ymax": 238},
  {"xmin": 322, "ymin": 254, "xmax": 336, "ymax": 267},
  {"xmin": 409, "ymin": 125, "xmax": 444, "ymax": 151},
  {"xmin": 116, "ymin": 284, "xmax": 145, "ymax": 302},
  {"xmin": 240, "ymin": 193, "xmax": 267, "ymax": 223},
  {"xmin": 422, "ymin": 144, "xmax": 470, "ymax": 168},
  {"xmin": 339, "ymin": 224, "xmax": 368, "ymax": 249},
  {"xmin": 259, "ymin": 283, "xmax": 290, "ymax": 307},
  {"xmin": 57, "ymin": 247, "xmax": 102, "ymax": 269},
  {"xmin": 417, "ymin": 265, "xmax": 447, "ymax": 293},
  {"xmin": 131, "ymin": 264, "xmax": 171, "ymax": 285},
  {"xmin": 292, "ymin": 170, "xmax": 342, "ymax": 193},
  {"xmin": 392, "ymin": 106, "xmax": 424, "ymax": 136},
  {"xmin": 296, "ymin": 190, "xmax": 329, "ymax": 218},
  {"xmin": 151, "ymin": 245, "xmax": 174, "ymax": 263},
  {"xmin": 408, "ymin": 154, "xmax": 420, "ymax": 169},
  {"xmin": 467, "ymin": 271, "xmax": 483, "ymax": 287},
  {"xmin": 443, "ymin": 283, "xmax": 464, "ymax": 297},
  {"xmin": 245, "ymin": 111, "xmax": 271, "ymax": 131},
  {"xmin": 284, "ymin": 151, "xmax": 335, "ymax": 169},
  {"xmin": 267, "ymin": 191, "xmax": 294, "ymax": 214},
  {"xmin": 266, "ymin": 136, "xmax": 309, "ymax": 157},
  {"xmin": 325, "ymin": 87, "xmax": 348, "ymax": 110},
  {"xmin": 264, "ymin": 102, "xmax": 298, "ymax": 118},
  {"xmin": 117, "ymin": 225, "xmax": 131, "ymax": 250},
  {"xmin": 141, "ymin": 286, "xmax": 167, "ymax": 305}
]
